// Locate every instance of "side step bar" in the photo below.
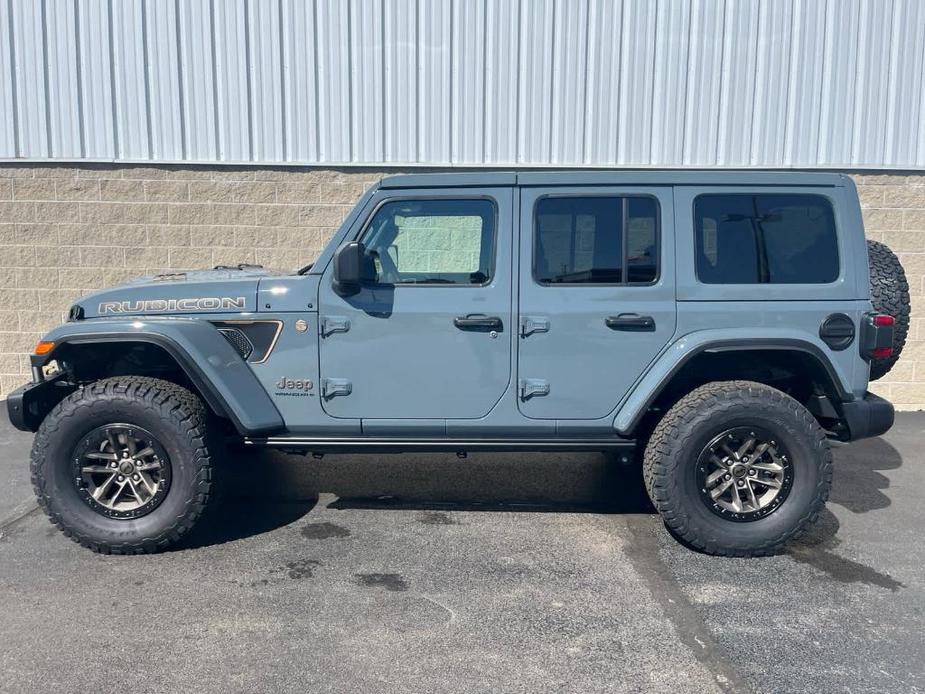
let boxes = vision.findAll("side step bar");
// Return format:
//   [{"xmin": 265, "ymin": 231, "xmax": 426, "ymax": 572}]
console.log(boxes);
[{"xmin": 243, "ymin": 436, "xmax": 637, "ymax": 454}]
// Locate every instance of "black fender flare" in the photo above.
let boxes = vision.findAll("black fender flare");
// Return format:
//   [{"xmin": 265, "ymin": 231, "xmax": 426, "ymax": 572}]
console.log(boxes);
[{"xmin": 614, "ymin": 337, "xmax": 853, "ymax": 436}]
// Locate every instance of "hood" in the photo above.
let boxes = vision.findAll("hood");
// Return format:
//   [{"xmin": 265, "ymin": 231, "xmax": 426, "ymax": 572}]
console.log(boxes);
[{"xmin": 72, "ymin": 266, "xmax": 283, "ymax": 319}]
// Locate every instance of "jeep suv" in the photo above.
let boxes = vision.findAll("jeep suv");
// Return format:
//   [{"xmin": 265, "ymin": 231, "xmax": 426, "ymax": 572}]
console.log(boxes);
[{"xmin": 7, "ymin": 171, "xmax": 909, "ymax": 556}]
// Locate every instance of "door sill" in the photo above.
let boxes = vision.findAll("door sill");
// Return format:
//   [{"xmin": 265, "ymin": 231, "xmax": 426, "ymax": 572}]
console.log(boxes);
[{"xmin": 243, "ymin": 436, "xmax": 636, "ymax": 453}]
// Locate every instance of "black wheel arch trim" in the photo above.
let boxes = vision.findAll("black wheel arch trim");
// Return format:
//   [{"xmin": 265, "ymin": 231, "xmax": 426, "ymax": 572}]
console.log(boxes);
[
  {"xmin": 31, "ymin": 332, "xmax": 284, "ymax": 437},
  {"xmin": 621, "ymin": 338, "xmax": 854, "ymax": 436}
]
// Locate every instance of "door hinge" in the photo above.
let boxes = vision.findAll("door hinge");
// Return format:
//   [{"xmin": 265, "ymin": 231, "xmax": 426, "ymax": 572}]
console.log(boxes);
[
  {"xmin": 520, "ymin": 316, "xmax": 550, "ymax": 338},
  {"xmin": 321, "ymin": 378, "xmax": 352, "ymax": 399},
  {"xmin": 519, "ymin": 378, "xmax": 550, "ymax": 400},
  {"xmin": 320, "ymin": 316, "xmax": 351, "ymax": 338}
]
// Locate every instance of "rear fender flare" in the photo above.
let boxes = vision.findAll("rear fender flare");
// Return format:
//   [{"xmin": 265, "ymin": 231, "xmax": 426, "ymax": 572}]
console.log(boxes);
[{"xmin": 613, "ymin": 330, "xmax": 853, "ymax": 436}]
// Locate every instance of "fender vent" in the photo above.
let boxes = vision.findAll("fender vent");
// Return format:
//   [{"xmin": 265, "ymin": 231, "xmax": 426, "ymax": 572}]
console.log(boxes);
[{"xmin": 218, "ymin": 328, "xmax": 254, "ymax": 359}]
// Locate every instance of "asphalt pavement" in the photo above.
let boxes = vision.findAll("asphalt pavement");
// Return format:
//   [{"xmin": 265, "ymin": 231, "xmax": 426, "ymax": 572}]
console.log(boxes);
[{"xmin": 0, "ymin": 411, "xmax": 923, "ymax": 693}]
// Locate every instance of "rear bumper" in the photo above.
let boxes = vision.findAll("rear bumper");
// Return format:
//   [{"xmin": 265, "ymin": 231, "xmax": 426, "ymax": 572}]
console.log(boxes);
[{"xmin": 841, "ymin": 392, "xmax": 895, "ymax": 442}]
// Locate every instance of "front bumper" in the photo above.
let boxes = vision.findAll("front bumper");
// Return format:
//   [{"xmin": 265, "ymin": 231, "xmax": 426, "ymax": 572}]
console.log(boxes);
[
  {"xmin": 6, "ymin": 375, "xmax": 73, "ymax": 432},
  {"xmin": 841, "ymin": 391, "xmax": 895, "ymax": 442}
]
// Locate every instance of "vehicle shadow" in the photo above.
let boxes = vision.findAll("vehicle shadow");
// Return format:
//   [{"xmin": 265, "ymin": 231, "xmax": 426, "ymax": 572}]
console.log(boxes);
[
  {"xmin": 177, "ymin": 432, "xmax": 902, "ymax": 550},
  {"xmin": 237, "ymin": 448, "xmax": 652, "ymax": 513},
  {"xmin": 175, "ymin": 449, "xmax": 652, "ymax": 550},
  {"xmin": 829, "ymin": 436, "xmax": 902, "ymax": 514}
]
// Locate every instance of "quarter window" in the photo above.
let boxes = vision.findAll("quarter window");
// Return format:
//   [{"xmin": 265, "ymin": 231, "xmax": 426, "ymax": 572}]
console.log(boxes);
[
  {"xmin": 694, "ymin": 194, "xmax": 839, "ymax": 284},
  {"xmin": 534, "ymin": 196, "xmax": 659, "ymax": 284},
  {"xmin": 361, "ymin": 199, "xmax": 496, "ymax": 285}
]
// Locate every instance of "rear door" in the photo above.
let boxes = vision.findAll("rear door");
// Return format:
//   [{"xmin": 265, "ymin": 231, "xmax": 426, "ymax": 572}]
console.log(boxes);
[{"xmin": 517, "ymin": 187, "xmax": 676, "ymax": 420}]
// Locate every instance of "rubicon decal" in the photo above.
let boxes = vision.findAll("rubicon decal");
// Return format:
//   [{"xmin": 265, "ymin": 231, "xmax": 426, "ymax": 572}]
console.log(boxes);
[{"xmin": 98, "ymin": 297, "xmax": 247, "ymax": 314}]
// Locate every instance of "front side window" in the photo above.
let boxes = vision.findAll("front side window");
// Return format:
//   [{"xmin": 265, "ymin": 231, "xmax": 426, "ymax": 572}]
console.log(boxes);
[
  {"xmin": 360, "ymin": 199, "xmax": 496, "ymax": 285},
  {"xmin": 534, "ymin": 196, "xmax": 659, "ymax": 285},
  {"xmin": 695, "ymin": 194, "xmax": 839, "ymax": 284}
]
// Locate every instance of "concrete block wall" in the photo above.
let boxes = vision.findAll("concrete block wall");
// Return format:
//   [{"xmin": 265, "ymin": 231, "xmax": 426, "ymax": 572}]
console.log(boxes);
[
  {"xmin": 856, "ymin": 174, "xmax": 925, "ymax": 409},
  {"xmin": 0, "ymin": 164, "xmax": 922, "ymax": 409}
]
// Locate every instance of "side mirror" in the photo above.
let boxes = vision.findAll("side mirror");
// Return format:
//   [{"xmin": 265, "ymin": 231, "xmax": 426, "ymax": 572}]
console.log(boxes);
[{"xmin": 332, "ymin": 241, "xmax": 366, "ymax": 296}]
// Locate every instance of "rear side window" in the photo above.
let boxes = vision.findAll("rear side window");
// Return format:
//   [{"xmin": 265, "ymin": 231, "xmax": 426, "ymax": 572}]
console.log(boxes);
[
  {"xmin": 534, "ymin": 196, "xmax": 659, "ymax": 284},
  {"xmin": 695, "ymin": 194, "xmax": 839, "ymax": 284}
]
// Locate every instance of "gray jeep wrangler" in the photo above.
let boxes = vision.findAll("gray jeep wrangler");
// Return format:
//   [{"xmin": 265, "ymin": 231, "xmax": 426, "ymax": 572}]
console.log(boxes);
[{"xmin": 7, "ymin": 171, "xmax": 909, "ymax": 557}]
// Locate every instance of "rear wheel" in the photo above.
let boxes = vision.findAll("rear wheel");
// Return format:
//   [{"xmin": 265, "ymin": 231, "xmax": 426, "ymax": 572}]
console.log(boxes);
[
  {"xmin": 31, "ymin": 376, "xmax": 216, "ymax": 554},
  {"xmin": 643, "ymin": 380, "xmax": 831, "ymax": 557}
]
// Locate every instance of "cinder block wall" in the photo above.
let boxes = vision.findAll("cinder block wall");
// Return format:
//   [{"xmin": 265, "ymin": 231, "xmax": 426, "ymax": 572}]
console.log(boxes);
[{"xmin": 0, "ymin": 164, "xmax": 922, "ymax": 409}]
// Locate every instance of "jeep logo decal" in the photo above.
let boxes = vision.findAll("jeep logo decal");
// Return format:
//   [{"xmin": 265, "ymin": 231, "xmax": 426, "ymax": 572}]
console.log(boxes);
[
  {"xmin": 98, "ymin": 297, "xmax": 246, "ymax": 314},
  {"xmin": 276, "ymin": 377, "xmax": 313, "ymax": 391}
]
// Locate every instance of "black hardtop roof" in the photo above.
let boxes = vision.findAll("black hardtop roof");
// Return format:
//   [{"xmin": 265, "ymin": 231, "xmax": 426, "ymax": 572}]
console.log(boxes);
[{"xmin": 378, "ymin": 170, "xmax": 850, "ymax": 189}]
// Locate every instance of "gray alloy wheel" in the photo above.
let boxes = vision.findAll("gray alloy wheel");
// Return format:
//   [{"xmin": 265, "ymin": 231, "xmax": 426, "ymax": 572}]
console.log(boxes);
[
  {"xmin": 696, "ymin": 426, "xmax": 794, "ymax": 522},
  {"xmin": 73, "ymin": 424, "xmax": 172, "ymax": 520}
]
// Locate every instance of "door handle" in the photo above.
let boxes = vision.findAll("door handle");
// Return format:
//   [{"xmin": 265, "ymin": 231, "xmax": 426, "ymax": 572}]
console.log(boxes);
[
  {"xmin": 454, "ymin": 314, "xmax": 503, "ymax": 331},
  {"xmin": 605, "ymin": 313, "xmax": 656, "ymax": 332}
]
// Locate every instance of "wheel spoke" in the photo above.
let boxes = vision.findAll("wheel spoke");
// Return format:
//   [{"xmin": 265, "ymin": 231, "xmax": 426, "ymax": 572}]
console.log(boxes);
[
  {"xmin": 105, "ymin": 430, "xmax": 122, "ymax": 455},
  {"xmin": 92, "ymin": 473, "xmax": 118, "ymax": 501},
  {"xmin": 750, "ymin": 461, "xmax": 784, "ymax": 474},
  {"xmin": 744, "ymin": 478, "xmax": 760, "ymax": 510},
  {"xmin": 728, "ymin": 482, "xmax": 743, "ymax": 512},
  {"xmin": 135, "ymin": 461, "xmax": 162, "ymax": 472},
  {"xmin": 132, "ymin": 447, "xmax": 155, "ymax": 460},
  {"xmin": 705, "ymin": 468, "xmax": 727, "ymax": 488},
  {"xmin": 719, "ymin": 442, "xmax": 738, "ymax": 460},
  {"xmin": 81, "ymin": 465, "xmax": 114, "ymax": 474},
  {"xmin": 84, "ymin": 451, "xmax": 118, "ymax": 462},
  {"xmin": 709, "ymin": 453, "xmax": 731, "ymax": 470},
  {"xmin": 736, "ymin": 437, "xmax": 756, "ymax": 458},
  {"xmin": 108, "ymin": 479, "xmax": 129, "ymax": 506},
  {"xmin": 710, "ymin": 477, "xmax": 734, "ymax": 500},
  {"xmin": 753, "ymin": 476, "xmax": 782, "ymax": 490},
  {"xmin": 138, "ymin": 471, "xmax": 158, "ymax": 494},
  {"xmin": 126, "ymin": 479, "xmax": 146, "ymax": 504}
]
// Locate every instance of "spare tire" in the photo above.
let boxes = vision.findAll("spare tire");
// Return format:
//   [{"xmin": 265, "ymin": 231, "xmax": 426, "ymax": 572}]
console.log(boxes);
[{"xmin": 867, "ymin": 239, "xmax": 911, "ymax": 381}]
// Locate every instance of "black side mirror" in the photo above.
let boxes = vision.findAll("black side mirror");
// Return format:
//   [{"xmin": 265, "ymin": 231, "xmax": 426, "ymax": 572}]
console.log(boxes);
[{"xmin": 332, "ymin": 241, "xmax": 367, "ymax": 296}]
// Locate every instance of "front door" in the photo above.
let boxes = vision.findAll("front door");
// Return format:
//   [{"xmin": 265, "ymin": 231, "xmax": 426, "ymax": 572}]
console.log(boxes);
[
  {"xmin": 318, "ymin": 188, "xmax": 513, "ymax": 420},
  {"xmin": 517, "ymin": 187, "xmax": 676, "ymax": 420}
]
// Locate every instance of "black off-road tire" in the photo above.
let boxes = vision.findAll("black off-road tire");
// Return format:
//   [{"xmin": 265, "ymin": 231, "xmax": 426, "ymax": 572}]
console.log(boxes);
[
  {"xmin": 31, "ymin": 377, "xmax": 216, "ymax": 554},
  {"xmin": 867, "ymin": 239, "xmax": 910, "ymax": 381},
  {"xmin": 642, "ymin": 380, "xmax": 832, "ymax": 557}
]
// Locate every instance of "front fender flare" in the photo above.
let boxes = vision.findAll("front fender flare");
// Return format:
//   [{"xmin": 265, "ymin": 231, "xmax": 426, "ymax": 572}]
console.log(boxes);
[
  {"xmin": 35, "ymin": 318, "xmax": 284, "ymax": 436},
  {"xmin": 613, "ymin": 330, "xmax": 853, "ymax": 436}
]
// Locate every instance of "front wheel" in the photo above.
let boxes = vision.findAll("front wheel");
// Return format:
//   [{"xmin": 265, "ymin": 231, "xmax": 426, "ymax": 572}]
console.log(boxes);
[
  {"xmin": 31, "ymin": 377, "xmax": 216, "ymax": 554},
  {"xmin": 643, "ymin": 380, "xmax": 832, "ymax": 557}
]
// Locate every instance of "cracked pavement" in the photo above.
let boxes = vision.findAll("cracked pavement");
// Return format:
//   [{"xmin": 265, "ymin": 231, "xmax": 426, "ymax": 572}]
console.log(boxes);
[{"xmin": 0, "ymin": 413, "xmax": 923, "ymax": 693}]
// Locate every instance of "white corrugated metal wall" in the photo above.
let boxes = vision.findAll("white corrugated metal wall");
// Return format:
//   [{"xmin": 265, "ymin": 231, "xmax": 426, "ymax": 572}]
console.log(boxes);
[{"xmin": 1, "ymin": 0, "xmax": 924, "ymax": 168}]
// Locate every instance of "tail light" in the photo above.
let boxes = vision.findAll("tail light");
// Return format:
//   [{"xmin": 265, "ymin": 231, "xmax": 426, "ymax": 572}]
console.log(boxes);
[{"xmin": 860, "ymin": 313, "xmax": 895, "ymax": 360}]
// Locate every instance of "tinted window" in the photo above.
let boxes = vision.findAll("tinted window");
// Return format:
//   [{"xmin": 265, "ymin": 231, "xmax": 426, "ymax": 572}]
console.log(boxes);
[
  {"xmin": 695, "ymin": 194, "xmax": 839, "ymax": 284},
  {"xmin": 361, "ymin": 199, "xmax": 495, "ymax": 285},
  {"xmin": 534, "ymin": 196, "xmax": 658, "ymax": 284}
]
